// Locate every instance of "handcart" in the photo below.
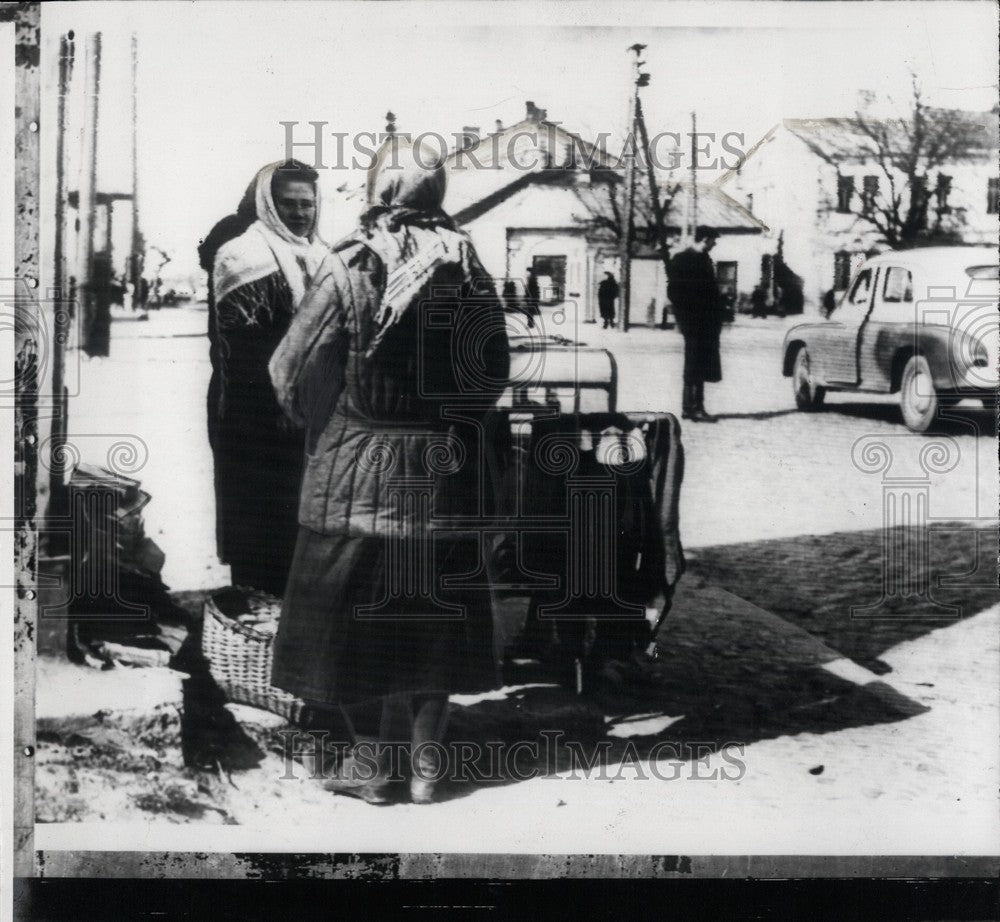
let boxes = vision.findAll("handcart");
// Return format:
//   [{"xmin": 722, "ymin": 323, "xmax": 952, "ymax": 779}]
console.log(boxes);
[{"xmin": 493, "ymin": 334, "xmax": 685, "ymax": 691}]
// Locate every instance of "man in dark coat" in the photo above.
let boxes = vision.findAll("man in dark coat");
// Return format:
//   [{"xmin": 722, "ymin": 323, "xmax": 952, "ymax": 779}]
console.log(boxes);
[
  {"xmin": 524, "ymin": 267, "xmax": 541, "ymax": 325},
  {"xmin": 597, "ymin": 271, "xmax": 619, "ymax": 329},
  {"xmin": 667, "ymin": 226, "xmax": 724, "ymax": 422}
]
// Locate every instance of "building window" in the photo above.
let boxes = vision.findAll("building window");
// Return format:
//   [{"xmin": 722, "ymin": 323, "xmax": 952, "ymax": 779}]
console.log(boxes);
[
  {"xmin": 833, "ymin": 251, "xmax": 853, "ymax": 291},
  {"xmin": 934, "ymin": 173, "xmax": 952, "ymax": 214},
  {"xmin": 836, "ymin": 175, "xmax": 855, "ymax": 213},
  {"xmin": 988, "ymin": 177, "xmax": 999, "ymax": 215},
  {"xmin": 861, "ymin": 175, "xmax": 879, "ymax": 213}
]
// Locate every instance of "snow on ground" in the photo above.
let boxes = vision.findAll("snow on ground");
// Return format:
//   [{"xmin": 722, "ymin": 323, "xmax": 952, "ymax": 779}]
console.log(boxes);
[{"xmin": 34, "ymin": 304, "xmax": 999, "ymax": 854}]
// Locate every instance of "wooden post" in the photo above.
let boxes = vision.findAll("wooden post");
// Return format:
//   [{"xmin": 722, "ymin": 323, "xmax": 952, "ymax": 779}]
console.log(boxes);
[
  {"xmin": 618, "ymin": 47, "xmax": 644, "ymax": 333},
  {"xmin": 130, "ymin": 32, "xmax": 143, "ymax": 307},
  {"xmin": 48, "ymin": 33, "xmax": 74, "ymax": 517},
  {"xmin": 689, "ymin": 111, "xmax": 698, "ymax": 237},
  {"xmin": 77, "ymin": 32, "xmax": 101, "ymax": 353}
]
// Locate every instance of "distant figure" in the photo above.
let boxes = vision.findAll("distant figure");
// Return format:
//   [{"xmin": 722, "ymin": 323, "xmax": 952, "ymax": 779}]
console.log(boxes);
[
  {"xmin": 667, "ymin": 225, "xmax": 724, "ymax": 423},
  {"xmin": 822, "ymin": 287, "xmax": 837, "ymax": 318},
  {"xmin": 83, "ymin": 251, "xmax": 114, "ymax": 357},
  {"xmin": 750, "ymin": 283, "xmax": 768, "ymax": 319},
  {"xmin": 524, "ymin": 267, "xmax": 541, "ymax": 325},
  {"xmin": 598, "ymin": 271, "xmax": 619, "ymax": 329},
  {"xmin": 502, "ymin": 278, "xmax": 532, "ymax": 328}
]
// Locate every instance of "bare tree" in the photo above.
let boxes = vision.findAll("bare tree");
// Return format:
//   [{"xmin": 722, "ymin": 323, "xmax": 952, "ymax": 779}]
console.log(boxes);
[
  {"xmin": 802, "ymin": 77, "xmax": 987, "ymax": 247},
  {"xmin": 574, "ymin": 168, "xmax": 681, "ymax": 271}
]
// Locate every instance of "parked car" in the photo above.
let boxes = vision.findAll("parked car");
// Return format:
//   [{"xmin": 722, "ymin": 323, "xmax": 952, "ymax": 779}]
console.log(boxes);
[{"xmin": 781, "ymin": 247, "xmax": 999, "ymax": 432}]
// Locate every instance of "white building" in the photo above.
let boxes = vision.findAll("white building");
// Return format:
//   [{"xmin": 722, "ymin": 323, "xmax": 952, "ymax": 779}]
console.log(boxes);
[
  {"xmin": 445, "ymin": 102, "xmax": 770, "ymax": 325},
  {"xmin": 716, "ymin": 111, "xmax": 1000, "ymax": 311}
]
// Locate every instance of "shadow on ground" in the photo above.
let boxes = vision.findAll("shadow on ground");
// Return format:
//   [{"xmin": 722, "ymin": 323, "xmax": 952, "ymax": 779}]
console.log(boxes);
[
  {"xmin": 36, "ymin": 523, "xmax": 994, "ymax": 812},
  {"xmin": 819, "ymin": 400, "xmax": 996, "ymax": 436}
]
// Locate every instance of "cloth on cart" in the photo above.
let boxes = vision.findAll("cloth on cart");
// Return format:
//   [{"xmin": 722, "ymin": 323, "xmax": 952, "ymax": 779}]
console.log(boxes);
[{"xmin": 516, "ymin": 411, "xmax": 684, "ymax": 673}]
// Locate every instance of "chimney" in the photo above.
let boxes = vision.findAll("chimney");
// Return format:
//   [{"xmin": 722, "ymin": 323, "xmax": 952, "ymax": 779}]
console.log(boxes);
[
  {"xmin": 459, "ymin": 125, "xmax": 479, "ymax": 151},
  {"xmin": 526, "ymin": 100, "xmax": 539, "ymax": 121}
]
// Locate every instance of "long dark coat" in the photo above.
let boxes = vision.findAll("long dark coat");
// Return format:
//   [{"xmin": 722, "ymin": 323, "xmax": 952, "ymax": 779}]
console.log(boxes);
[
  {"xmin": 211, "ymin": 270, "xmax": 305, "ymax": 595},
  {"xmin": 598, "ymin": 275, "xmax": 619, "ymax": 319},
  {"xmin": 667, "ymin": 248, "xmax": 724, "ymax": 384},
  {"xmin": 268, "ymin": 237, "xmax": 510, "ymax": 706}
]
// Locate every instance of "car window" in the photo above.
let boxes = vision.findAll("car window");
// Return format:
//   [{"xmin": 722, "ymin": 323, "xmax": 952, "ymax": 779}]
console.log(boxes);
[
  {"xmin": 846, "ymin": 269, "xmax": 874, "ymax": 308},
  {"xmin": 966, "ymin": 264, "xmax": 1000, "ymax": 299},
  {"xmin": 882, "ymin": 267, "xmax": 913, "ymax": 303}
]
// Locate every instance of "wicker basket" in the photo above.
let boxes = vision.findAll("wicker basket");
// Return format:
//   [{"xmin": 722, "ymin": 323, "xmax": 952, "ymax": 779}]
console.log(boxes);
[{"xmin": 201, "ymin": 587, "xmax": 305, "ymax": 723}]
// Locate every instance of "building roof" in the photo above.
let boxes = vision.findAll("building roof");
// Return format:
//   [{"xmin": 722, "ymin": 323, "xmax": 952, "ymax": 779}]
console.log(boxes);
[
  {"xmin": 664, "ymin": 182, "xmax": 768, "ymax": 233},
  {"xmin": 453, "ymin": 171, "xmax": 767, "ymax": 234},
  {"xmin": 716, "ymin": 108, "xmax": 1000, "ymax": 187},
  {"xmin": 784, "ymin": 109, "xmax": 1000, "ymax": 158},
  {"xmin": 443, "ymin": 101, "xmax": 620, "ymax": 171}
]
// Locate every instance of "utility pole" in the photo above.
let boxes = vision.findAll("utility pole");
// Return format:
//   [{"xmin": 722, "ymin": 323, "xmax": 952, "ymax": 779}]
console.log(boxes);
[
  {"xmin": 77, "ymin": 32, "xmax": 101, "ymax": 354},
  {"xmin": 689, "ymin": 111, "xmax": 698, "ymax": 238},
  {"xmin": 49, "ymin": 32, "xmax": 75, "ymax": 523},
  {"xmin": 618, "ymin": 43, "xmax": 649, "ymax": 332},
  {"xmin": 634, "ymin": 96, "xmax": 671, "ymax": 276},
  {"xmin": 130, "ymin": 33, "xmax": 144, "ymax": 309}
]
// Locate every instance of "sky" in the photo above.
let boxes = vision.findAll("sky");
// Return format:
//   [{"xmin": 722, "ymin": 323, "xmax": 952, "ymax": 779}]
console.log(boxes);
[{"xmin": 41, "ymin": 1, "xmax": 1000, "ymax": 279}]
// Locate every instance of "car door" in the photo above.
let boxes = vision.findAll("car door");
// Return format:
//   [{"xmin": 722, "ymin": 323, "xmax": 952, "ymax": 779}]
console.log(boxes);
[
  {"xmin": 814, "ymin": 266, "xmax": 877, "ymax": 386},
  {"xmin": 858, "ymin": 264, "xmax": 913, "ymax": 391}
]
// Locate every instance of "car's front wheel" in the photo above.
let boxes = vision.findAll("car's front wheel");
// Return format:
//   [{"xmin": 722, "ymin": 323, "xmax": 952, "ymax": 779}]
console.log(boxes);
[
  {"xmin": 792, "ymin": 346, "xmax": 826, "ymax": 411},
  {"xmin": 899, "ymin": 354, "xmax": 939, "ymax": 433}
]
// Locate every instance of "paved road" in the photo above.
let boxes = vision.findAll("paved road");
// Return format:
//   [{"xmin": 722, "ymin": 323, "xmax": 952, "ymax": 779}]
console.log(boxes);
[
  {"xmin": 66, "ymin": 304, "xmax": 994, "ymax": 590},
  {"xmin": 40, "ymin": 303, "xmax": 998, "ymax": 854}
]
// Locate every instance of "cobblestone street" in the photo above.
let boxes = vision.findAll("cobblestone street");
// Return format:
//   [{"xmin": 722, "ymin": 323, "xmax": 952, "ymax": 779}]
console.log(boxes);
[{"xmin": 35, "ymin": 303, "xmax": 1000, "ymax": 855}]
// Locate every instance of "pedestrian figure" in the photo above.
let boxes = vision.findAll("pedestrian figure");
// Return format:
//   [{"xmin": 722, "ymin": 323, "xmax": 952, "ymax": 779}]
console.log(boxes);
[
  {"xmin": 209, "ymin": 159, "xmax": 327, "ymax": 594},
  {"xmin": 667, "ymin": 225, "xmax": 724, "ymax": 423},
  {"xmin": 598, "ymin": 271, "xmax": 619, "ymax": 329},
  {"xmin": 269, "ymin": 138, "xmax": 509, "ymax": 805},
  {"xmin": 524, "ymin": 267, "xmax": 541, "ymax": 327},
  {"xmin": 750, "ymin": 283, "xmax": 768, "ymax": 319},
  {"xmin": 501, "ymin": 278, "xmax": 529, "ymax": 326}
]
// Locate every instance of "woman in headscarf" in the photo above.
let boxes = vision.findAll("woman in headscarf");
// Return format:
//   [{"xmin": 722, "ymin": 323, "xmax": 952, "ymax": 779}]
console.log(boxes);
[
  {"xmin": 269, "ymin": 139, "xmax": 510, "ymax": 804},
  {"xmin": 210, "ymin": 159, "xmax": 328, "ymax": 595},
  {"xmin": 198, "ymin": 177, "xmax": 256, "ymax": 543}
]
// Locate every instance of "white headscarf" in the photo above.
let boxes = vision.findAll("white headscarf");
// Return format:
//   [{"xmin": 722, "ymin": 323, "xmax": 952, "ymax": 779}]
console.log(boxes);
[{"xmin": 214, "ymin": 161, "xmax": 327, "ymax": 306}]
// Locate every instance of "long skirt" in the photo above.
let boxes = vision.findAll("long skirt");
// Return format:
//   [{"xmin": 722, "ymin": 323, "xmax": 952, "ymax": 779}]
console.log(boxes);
[
  {"xmin": 212, "ymin": 414, "xmax": 303, "ymax": 596},
  {"xmin": 271, "ymin": 529, "xmax": 499, "ymax": 707}
]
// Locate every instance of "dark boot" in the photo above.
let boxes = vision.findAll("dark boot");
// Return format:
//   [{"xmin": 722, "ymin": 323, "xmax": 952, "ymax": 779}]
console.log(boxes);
[
  {"xmin": 410, "ymin": 694, "xmax": 450, "ymax": 805},
  {"xmin": 681, "ymin": 384, "xmax": 695, "ymax": 420},
  {"xmin": 690, "ymin": 383, "xmax": 718, "ymax": 423}
]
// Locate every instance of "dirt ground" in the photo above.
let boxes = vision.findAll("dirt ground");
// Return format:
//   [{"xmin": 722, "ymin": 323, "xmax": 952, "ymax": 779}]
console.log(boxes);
[{"xmin": 33, "ymin": 304, "xmax": 999, "ymax": 855}]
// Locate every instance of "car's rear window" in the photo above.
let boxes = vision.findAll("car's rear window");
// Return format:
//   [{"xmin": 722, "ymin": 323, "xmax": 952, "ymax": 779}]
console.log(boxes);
[{"xmin": 966, "ymin": 265, "xmax": 999, "ymax": 279}]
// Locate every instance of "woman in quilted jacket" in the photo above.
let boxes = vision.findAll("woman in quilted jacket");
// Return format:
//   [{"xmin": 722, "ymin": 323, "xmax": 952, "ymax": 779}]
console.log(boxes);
[{"xmin": 269, "ymin": 138, "xmax": 510, "ymax": 804}]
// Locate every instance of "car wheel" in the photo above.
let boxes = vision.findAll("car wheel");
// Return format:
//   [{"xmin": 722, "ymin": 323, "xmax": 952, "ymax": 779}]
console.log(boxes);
[
  {"xmin": 899, "ymin": 354, "xmax": 938, "ymax": 433},
  {"xmin": 792, "ymin": 347, "xmax": 826, "ymax": 411}
]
